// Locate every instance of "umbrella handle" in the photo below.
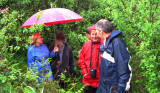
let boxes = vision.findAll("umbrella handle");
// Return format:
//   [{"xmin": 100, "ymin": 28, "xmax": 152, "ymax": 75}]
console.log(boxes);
[{"xmin": 50, "ymin": 3, "xmax": 52, "ymax": 8}]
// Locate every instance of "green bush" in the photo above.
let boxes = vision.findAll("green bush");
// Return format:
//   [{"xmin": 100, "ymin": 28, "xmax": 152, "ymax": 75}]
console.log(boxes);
[
  {"xmin": 0, "ymin": 0, "xmax": 105, "ymax": 92},
  {"xmin": 1, "ymin": 0, "xmax": 159, "ymax": 92}
]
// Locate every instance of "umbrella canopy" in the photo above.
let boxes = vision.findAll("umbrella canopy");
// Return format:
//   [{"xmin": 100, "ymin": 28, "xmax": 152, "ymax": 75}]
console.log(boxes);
[{"xmin": 22, "ymin": 8, "xmax": 83, "ymax": 27}]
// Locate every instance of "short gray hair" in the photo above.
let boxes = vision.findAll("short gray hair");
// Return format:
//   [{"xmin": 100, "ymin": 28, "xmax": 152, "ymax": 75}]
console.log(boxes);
[{"xmin": 96, "ymin": 19, "xmax": 113, "ymax": 33}]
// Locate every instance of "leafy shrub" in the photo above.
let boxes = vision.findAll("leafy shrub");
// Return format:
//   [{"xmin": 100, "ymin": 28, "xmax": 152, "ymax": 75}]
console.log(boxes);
[
  {"xmin": 0, "ymin": 0, "xmax": 106, "ymax": 92},
  {"xmin": 2, "ymin": 0, "xmax": 159, "ymax": 92}
]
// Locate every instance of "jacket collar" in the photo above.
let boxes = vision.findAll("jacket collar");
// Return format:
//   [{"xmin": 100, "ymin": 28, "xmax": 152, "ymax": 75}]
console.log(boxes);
[
  {"xmin": 100, "ymin": 30, "xmax": 121, "ymax": 51},
  {"xmin": 91, "ymin": 38, "xmax": 101, "ymax": 44}
]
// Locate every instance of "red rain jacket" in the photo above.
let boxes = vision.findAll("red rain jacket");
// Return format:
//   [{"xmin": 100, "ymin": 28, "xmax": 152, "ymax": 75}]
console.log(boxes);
[{"xmin": 78, "ymin": 39, "xmax": 103, "ymax": 88}]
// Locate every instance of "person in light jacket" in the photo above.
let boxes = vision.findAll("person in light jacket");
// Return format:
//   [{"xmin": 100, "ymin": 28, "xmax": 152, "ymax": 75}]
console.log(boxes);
[{"xmin": 27, "ymin": 33, "xmax": 57, "ymax": 82}]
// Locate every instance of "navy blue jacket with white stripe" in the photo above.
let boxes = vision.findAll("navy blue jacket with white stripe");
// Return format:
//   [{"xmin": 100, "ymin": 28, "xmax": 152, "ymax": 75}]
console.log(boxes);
[{"xmin": 96, "ymin": 30, "xmax": 132, "ymax": 93}]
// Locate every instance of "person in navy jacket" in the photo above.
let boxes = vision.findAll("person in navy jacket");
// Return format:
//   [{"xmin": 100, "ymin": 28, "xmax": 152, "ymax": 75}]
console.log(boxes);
[
  {"xmin": 95, "ymin": 19, "xmax": 132, "ymax": 93},
  {"xmin": 27, "ymin": 33, "xmax": 57, "ymax": 82}
]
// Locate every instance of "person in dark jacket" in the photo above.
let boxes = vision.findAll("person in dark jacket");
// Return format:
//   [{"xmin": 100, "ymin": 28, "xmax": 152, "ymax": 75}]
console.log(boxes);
[
  {"xmin": 78, "ymin": 24, "xmax": 103, "ymax": 93},
  {"xmin": 95, "ymin": 19, "xmax": 132, "ymax": 93},
  {"xmin": 48, "ymin": 32, "xmax": 75, "ymax": 88}
]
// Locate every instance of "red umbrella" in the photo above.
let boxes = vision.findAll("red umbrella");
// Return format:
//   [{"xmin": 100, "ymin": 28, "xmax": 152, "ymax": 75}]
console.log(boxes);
[{"xmin": 22, "ymin": 8, "xmax": 83, "ymax": 27}]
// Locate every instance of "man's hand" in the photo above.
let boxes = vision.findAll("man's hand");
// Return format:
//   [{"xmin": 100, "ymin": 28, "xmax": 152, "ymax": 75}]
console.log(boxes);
[{"xmin": 53, "ymin": 46, "xmax": 59, "ymax": 53}]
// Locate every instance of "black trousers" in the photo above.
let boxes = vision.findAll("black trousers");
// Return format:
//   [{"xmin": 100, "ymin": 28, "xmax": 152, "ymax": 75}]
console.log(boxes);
[{"xmin": 84, "ymin": 86, "xmax": 97, "ymax": 93}]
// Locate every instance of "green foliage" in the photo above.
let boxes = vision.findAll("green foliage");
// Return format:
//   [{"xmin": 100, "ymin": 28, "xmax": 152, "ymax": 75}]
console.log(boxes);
[
  {"xmin": 1, "ymin": 0, "xmax": 159, "ymax": 92},
  {"xmin": 56, "ymin": 69, "xmax": 86, "ymax": 93},
  {"xmin": 0, "ymin": 0, "xmax": 105, "ymax": 92},
  {"xmin": 67, "ymin": 31, "xmax": 88, "ymax": 58}
]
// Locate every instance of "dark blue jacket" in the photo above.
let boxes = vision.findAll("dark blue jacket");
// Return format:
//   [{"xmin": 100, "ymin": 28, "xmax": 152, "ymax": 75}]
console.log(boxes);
[
  {"xmin": 27, "ymin": 44, "xmax": 55, "ymax": 82},
  {"xmin": 96, "ymin": 30, "xmax": 132, "ymax": 93}
]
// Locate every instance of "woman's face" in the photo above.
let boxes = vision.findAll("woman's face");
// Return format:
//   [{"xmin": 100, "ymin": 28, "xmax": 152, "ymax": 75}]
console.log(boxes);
[
  {"xmin": 36, "ymin": 35, "xmax": 43, "ymax": 45},
  {"xmin": 91, "ymin": 30, "xmax": 99, "ymax": 42}
]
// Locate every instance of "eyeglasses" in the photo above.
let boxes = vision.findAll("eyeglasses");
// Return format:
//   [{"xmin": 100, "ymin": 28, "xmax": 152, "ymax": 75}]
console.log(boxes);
[{"xmin": 91, "ymin": 33, "xmax": 97, "ymax": 36}]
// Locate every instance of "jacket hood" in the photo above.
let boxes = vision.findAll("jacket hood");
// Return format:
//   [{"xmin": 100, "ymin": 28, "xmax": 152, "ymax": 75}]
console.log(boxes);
[
  {"xmin": 90, "ymin": 24, "xmax": 96, "ymax": 33},
  {"xmin": 109, "ymin": 30, "xmax": 121, "ymax": 39},
  {"xmin": 101, "ymin": 30, "xmax": 122, "ymax": 50}
]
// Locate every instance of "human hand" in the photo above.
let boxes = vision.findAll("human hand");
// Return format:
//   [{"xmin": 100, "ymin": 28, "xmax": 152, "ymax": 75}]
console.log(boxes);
[
  {"xmin": 83, "ymin": 73, "xmax": 87, "ymax": 77},
  {"xmin": 78, "ymin": 49, "xmax": 81, "ymax": 55},
  {"xmin": 53, "ymin": 46, "xmax": 59, "ymax": 53}
]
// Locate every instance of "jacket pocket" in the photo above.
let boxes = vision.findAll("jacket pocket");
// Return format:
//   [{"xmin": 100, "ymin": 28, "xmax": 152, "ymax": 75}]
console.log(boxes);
[{"xmin": 104, "ymin": 61, "xmax": 116, "ymax": 77}]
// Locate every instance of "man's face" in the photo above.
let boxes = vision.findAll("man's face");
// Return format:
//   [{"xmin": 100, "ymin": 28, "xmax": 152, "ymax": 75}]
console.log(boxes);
[
  {"xmin": 90, "ymin": 30, "xmax": 99, "ymax": 42},
  {"xmin": 56, "ymin": 39, "xmax": 63, "ymax": 45}
]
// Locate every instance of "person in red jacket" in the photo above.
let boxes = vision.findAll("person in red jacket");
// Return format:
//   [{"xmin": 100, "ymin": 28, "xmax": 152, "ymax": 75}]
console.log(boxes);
[{"xmin": 78, "ymin": 24, "xmax": 103, "ymax": 93}]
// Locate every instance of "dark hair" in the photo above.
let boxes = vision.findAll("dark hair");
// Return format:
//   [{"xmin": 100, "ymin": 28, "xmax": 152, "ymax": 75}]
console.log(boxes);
[
  {"xmin": 86, "ymin": 27, "xmax": 90, "ymax": 34},
  {"xmin": 56, "ymin": 32, "xmax": 66, "ymax": 43},
  {"xmin": 96, "ymin": 19, "xmax": 113, "ymax": 33}
]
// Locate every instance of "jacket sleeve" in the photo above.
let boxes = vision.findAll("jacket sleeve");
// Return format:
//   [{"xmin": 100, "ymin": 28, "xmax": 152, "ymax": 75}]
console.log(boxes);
[
  {"xmin": 48, "ymin": 43, "xmax": 57, "ymax": 58},
  {"xmin": 49, "ymin": 51, "xmax": 56, "ymax": 58},
  {"xmin": 27, "ymin": 47, "xmax": 34, "ymax": 69},
  {"xmin": 69, "ymin": 47, "xmax": 75, "ymax": 74},
  {"xmin": 78, "ymin": 44, "xmax": 88, "ymax": 75},
  {"xmin": 113, "ymin": 38, "xmax": 132, "ymax": 93}
]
